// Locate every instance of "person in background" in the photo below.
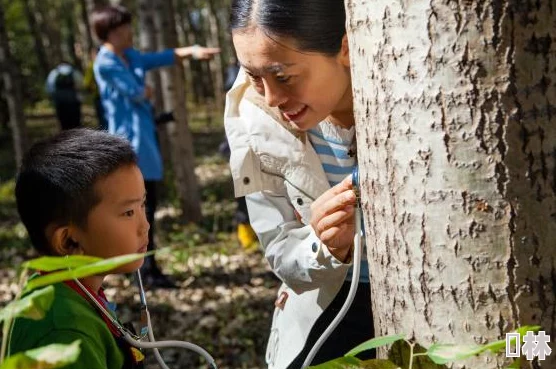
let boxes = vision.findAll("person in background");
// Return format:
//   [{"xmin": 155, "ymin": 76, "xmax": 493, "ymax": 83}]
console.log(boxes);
[
  {"xmin": 91, "ymin": 5, "xmax": 219, "ymax": 288},
  {"xmin": 45, "ymin": 62, "xmax": 83, "ymax": 130},
  {"xmin": 84, "ymin": 47, "xmax": 108, "ymax": 130}
]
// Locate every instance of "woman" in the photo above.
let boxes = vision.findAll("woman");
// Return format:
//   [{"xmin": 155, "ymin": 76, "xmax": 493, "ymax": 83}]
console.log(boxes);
[
  {"xmin": 91, "ymin": 5, "xmax": 219, "ymax": 288},
  {"xmin": 225, "ymin": 0, "xmax": 374, "ymax": 368}
]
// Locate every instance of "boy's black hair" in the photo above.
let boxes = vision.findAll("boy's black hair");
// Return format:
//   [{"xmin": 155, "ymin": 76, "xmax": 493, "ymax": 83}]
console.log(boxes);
[
  {"xmin": 91, "ymin": 5, "xmax": 132, "ymax": 42},
  {"xmin": 15, "ymin": 128, "xmax": 137, "ymax": 255}
]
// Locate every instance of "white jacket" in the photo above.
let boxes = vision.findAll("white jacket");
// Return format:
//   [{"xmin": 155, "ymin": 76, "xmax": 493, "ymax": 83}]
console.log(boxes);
[{"xmin": 224, "ymin": 70, "xmax": 351, "ymax": 368}]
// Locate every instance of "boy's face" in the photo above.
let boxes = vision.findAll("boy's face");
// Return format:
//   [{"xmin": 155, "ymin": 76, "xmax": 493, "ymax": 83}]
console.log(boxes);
[{"xmin": 74, "ymin": 164, "xmax": 149, "ymax": 273}]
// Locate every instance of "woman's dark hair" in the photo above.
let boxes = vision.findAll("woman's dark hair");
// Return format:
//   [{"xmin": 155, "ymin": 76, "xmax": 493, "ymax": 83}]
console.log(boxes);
[
  {"xmin": 91, "ymin": 5, "xmax": 132, "ymax": 42},
  {"xmin": 15, "ymin": 129, "xmax": 137, "ymax": 255},
  {"xmin": 230, "ymin": 0, "xmax": 346, "ymax": 56}
]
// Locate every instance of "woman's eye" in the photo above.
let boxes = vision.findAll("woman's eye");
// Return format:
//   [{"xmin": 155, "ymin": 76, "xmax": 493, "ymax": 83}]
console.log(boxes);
[
  {"xmin": 124, "ymin": 210, "xmax": 134, "ymax": 217},
  {"xmin": 248, "ymin": 75, "xmax": 262, "ymax": 84},
  {"xmin": 275, "ymin": 75, "xmax": 291, "ymax": 83}
]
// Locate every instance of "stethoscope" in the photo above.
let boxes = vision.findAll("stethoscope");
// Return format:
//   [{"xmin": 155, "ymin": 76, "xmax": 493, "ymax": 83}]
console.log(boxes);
[
  {"xmin": 74, "ymin": 272, "xmax": 218, "ymax": 369},
  {"xmin": 301, "ymin": 166, "xmax": 363, "ymax": 368}
]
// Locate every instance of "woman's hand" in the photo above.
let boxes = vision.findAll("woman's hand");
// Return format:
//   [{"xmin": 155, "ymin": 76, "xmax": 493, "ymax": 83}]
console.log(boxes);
[
  {"xmin": 174, "ymin": 46, "xmax": 220, "ymax": 61},
  {"xmin": 310, "ymin": 175, "xmax": 356, "ymax": 263}
]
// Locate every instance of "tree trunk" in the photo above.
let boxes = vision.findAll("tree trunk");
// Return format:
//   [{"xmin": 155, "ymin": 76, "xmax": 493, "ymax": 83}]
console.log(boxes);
[
  {"xmin": 85, "ymin": 0, "xmax": 107, "ymax": 21},
  {"xmin": 22, "ymin": 0, "xmax": 50, "ymax": 78},
  {"xmin": 137, "ymin": 0, "xmax": 171, "ymax": 164},
  {"xmin": 346, "ymin": 1, "xmax": 555, "ymax": 368},
  {"xmin": 153, "ymin": 0, "xmax": 202, "ymax": 223},
  {"xmin": 78, "ymin": 0, "xmax": 95, "ymax": 65},
  {"xmin": 207, "ymin": 0, "xmax": 225, "ymax": 114},
  {"xmin": 36, "ymin": 0, "xmax": 64, "ymax": 66},
  {"xmin": 0, "ymin": 2, "xmax": 28, "ymax": 169}
]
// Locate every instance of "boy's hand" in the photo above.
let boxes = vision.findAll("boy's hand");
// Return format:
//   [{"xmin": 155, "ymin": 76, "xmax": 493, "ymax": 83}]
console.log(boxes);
[{"xmin": 310, "ymin": 175, "xmax": 356, "ymax": 263}]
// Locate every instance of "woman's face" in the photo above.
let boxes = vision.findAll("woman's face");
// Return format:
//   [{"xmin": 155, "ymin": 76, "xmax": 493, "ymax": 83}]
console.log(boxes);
[
  {"xmin": 232, "ymin": 28, "xmax": 352, "ymax": 131},
  {"xmin": 109, "ymin": 23, "xmax": 133, "ymax": 50}
]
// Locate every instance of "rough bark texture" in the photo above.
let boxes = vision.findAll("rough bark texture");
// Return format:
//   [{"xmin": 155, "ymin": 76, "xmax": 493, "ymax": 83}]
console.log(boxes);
[
  {"xmin": 78, "ymin": 0, "xmax": 95, "ymax": 65},
  {"xmin": 137, "ymin": 0, "xmax": 171, "ymax": 164},
  {"xmin": 345, "ymin": 0, "xmax": 555, "ymax": 368},
  {"xmin": 22, "ymin": 0, "xmax": 50, "ymax": 78},
  {"xmin": 0, "ymin": 1, "xmax": 28, "ymax": 169},
  {"xmin": 153, "ymin": 0, "xmax": 202, "ymax": 223},
  {"xmin": 207, "ymin": 0, "xmax": 225, "ymax": 112}
]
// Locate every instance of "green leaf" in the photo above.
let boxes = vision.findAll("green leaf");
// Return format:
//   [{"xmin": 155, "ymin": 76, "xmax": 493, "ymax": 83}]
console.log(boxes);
[
  {"xmin": 359, "ymin": 359, "xmax": 401, "ymax": 369},
  {"xmin": 309, "ymin": 357, "xmax": 401, "ymax": 369},
  {"xmin": 426, "ymin": 344, "xmax": 484, "ymax": 364},
  {"xmin": 309, "ymin": 356, "xmax": 362, "ymax": 369},
  {"xmin": 0, "ymin": 340, "xmax": 81, "ymax": 369},
  {"xmin": 25, "ymin": 253, "xmax": 148, "ymax": 292},
  {"xmin": 506, "ymin": 358, "xmax": 520, "ymax": 369},
  {"xmin": 0, "ymin": 286, "xmax": 54, "ymax": 323},
  {"xmin": 515, "ymin": 325, "xmax": 540, "ymax": 337},
  {"xmin": 345, "ymin": 334, "xmax": 405, "ymax": 357},
  {"xmin": 483, "ymin": 325, "xmax": 542, "ymax": 353},
  {"xmin": 23, "ymin": 255, "xmax": 102, "ymax": 271}
]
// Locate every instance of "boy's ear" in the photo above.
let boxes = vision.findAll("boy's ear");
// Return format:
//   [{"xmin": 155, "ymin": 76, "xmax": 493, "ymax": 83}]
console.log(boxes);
[
  {"xmin": 48, "ymin": 224, "xmax": 82, "ymax": 256},
  {"xmin": 339, "ymin": 34, "xmax": 350, "ymax": 67}
]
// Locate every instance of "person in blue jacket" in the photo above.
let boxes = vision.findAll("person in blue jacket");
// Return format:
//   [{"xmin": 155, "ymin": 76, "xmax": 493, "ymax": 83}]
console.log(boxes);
[{"xmin": 92, "ymin": 5, "xmax": 219, "ymax": 288}]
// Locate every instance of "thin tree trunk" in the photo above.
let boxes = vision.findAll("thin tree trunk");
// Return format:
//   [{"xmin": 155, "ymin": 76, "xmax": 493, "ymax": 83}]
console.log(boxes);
[
  {"xmin": 40, "ymin": 0, "xmax": 64, "ymax": 65},
  {"xmin": 22, "ymin": 0, "xmax": 50, "ymax": 78},
  {"xmin": 207, "ymin": 0, "xmax": 225, "ymax": 113},
  {"xmin": 346, "ymin": 1, "xmax": 556, "ymax": 368},
  {"xmin": 137, "ymin": 0, "xmax": 170, "ymax": 164},
  {"xmin": 63, "ymin": 1, "xmax": 80, "ymax": 69},
  {"xmin": 85, "ymin": 0, "xmax": 107, "ymax": 21},
  {"xmin": 153, "ymin": 0, "xmax": 202, "ymax": 223},
  {"xmin": 0, "ymin": 2, "xmax": 28, "ymax": 169},
  {"xmin": 78, "ymin": 0, "xmax": 95, "ymax": 64}
]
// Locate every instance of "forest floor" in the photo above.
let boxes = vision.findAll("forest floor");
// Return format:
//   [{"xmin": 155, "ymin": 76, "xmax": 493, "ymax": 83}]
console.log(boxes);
[{"xmin": 0, "ymin": 107, "xmax": 280, "ymax": 369}]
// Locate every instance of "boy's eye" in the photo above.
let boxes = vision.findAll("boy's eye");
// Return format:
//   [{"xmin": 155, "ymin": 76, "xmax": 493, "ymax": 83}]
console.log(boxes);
[{"xmin": 123, "ymin": 210, "xmax": 134, "ymax": 217}]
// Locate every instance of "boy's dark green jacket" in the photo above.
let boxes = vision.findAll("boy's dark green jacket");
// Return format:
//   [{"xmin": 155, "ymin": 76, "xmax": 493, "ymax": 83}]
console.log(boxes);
[{"xmin": 8, "ymin": 282, "xmax": 126, "ymax": 369}]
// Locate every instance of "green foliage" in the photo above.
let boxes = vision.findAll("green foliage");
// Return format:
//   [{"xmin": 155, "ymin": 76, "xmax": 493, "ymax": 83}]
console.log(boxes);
[
  {"xmin": 310, "ymin": 358, "xmax": 400, "ymax": 369},
  {"xmin": 24, "ymin": 252, "xmax": 153, "ymax": 292},
  {"xmin": 310, "ymin": 326, "xmax": 539, "ymax": 369},
  {"xmin": 0, "ymin": 251, "xmax": 165, "ymax": 367},
  {"xmin": 23, "ymin": 255, "xmax": 102, "ymax": 272},
  {"xmin": 346, "ymin": 334, "xmax": 405, "ymax": 357},
  {"xmin": 0, "ymin": 340, "xmax": 81, "ymax": 369},
  {"xmin": 0, "ymin": 286, "xmax": 54, "ymax": 323}
]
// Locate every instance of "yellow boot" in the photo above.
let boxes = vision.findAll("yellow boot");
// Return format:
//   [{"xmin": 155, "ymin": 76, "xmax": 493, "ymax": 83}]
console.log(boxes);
[{"xmin": 237, "ymin": 223, "xmax": 258, "ymax": 252}]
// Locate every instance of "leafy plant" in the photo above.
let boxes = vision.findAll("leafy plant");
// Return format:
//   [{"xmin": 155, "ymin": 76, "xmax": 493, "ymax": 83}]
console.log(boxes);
[
  {"xmin": 309, "ymin": 326, "xmax": 541, "ymax": 369},
  {"xmin": 0, "ymin": 252, "xmax": 151, "ymax": 369}
]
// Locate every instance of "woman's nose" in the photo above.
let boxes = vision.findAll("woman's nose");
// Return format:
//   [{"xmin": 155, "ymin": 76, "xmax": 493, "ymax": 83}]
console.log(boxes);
[{"xmin": 263, "ymin": 80, "xmax": 287, "ymax": 108}]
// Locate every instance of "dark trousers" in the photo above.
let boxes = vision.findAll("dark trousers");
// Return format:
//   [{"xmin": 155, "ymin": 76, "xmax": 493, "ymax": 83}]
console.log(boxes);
[
  {"xmin": 142, "ymin": 180, "xmax": 159, "ymax": 272},
  {"xmin": 287, "ymin": 282, "xmax": 375, "ymax": 369},
  {"xmin": 93, "ymin": 97, "xmax": 108, "ymax": 130},
  {"xmin": 235, "ymin": 196, "xmax": 250, "ymax": 224},
  {"xmin": 54, "ymin": 101, "xmax": 81, "ymax": 130}
]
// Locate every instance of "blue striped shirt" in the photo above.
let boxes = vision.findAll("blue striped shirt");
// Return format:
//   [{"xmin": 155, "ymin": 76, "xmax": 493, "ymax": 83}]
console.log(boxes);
[{"xmin": 308, "ymin": 121, "xmax": 369, "ymax": 283}]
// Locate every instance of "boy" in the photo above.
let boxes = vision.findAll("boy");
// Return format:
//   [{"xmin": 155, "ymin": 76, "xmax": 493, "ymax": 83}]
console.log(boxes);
[{"xmin": 9, "ymin": 129, "xmax": 149, "ymax": 369}]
